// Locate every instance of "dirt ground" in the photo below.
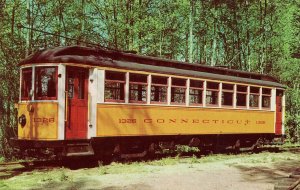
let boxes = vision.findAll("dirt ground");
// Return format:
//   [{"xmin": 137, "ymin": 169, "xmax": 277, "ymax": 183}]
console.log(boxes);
[{"xmin": 0, "ymin": 150, "xmax": 300, "ymax": 190}]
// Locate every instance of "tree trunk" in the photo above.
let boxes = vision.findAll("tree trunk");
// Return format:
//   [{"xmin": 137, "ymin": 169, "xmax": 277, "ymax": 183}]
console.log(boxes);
[
  {"xmin": 210, "ymin": 3, "xmax": 217, "ymax": 66},
  {"xmin": 25, "ymin": 0, "xmax": 31, "ymax": 56},
  {"xmin": 11, "ymin": 4, "xmax": 15, "ymax": 36},
  {"xmin": 113, "ymin": 0, "xmax": 118, "ymax": 49},
  {"xmin": 80, "ymin": 0, "xmax": 85, "ymax": 44},
  {"xmin": 188, "ymin": 0, "xmax": 194, "ymax": 63}
]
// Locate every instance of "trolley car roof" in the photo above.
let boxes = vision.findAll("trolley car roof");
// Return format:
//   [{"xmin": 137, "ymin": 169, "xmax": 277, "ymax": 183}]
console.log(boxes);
[{"xmin": 20, "ymin": 46, "xmax": 285, "ymax": 88}]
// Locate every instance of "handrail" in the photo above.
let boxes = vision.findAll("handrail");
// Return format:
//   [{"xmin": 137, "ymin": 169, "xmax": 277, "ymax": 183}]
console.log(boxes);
[
  {"xmin": 65, "ymin": 91, "xmax": 68, "ymax": 122},
  {"xmin": 88, "ymin": 92, "xmax": 91, "ymax": 123}
]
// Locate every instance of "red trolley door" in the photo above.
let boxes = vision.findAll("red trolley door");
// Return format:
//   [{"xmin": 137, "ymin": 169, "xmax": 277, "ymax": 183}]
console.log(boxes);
[
  {"xmin": 66, "ymin": 67, "xmax": 88, "ymax": 139},
  {"xmin": 275, "ymin": 91, "xmax": 283, "ymax": 135}
]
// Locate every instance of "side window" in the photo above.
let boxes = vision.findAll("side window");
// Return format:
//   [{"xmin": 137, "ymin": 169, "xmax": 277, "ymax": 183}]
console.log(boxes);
[
  {"xmin": 21, "ymin": 68, "xmax": 32, "ymax": 100},
  {"xmin": 151, "ymin": 76, "xmax": 168, "ymax": 104},
  {"xmin": 171, "ymin": 78, "xmax": 186, "ymax": 104},
  {"xmin": 249, "ymin": 86, "xmax": 259, "ymax": 108},
  {"xmin": 104, "ymin": 71, "xmax": 125, "ymax": 102},
  {"xmin": 189, "ymin": 80, "xmax": 203, "ymax": 105},
  {"xmin": 129, "ymin": 73, "xmax": 147, "ymax": 103},
  {"xmin": 35, "ymin": 67, "xmax": 57, "ymax": 100},
  {"xmin": 222, "ymin": 83, "xmax": 234, "ymax": 106},
  {"xmin": 262, "ymin": 88, "xmax": 271, "ymax": 109},
  {"xmin": 236, "ymin": 85, "xmax": 247, "ymax": 107},
  {"xmin": 206, "ymin": 82, "xmax": 219, "ymax": 106}
]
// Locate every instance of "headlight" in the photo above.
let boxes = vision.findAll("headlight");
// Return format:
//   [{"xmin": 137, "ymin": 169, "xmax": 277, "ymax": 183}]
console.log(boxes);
[{"xmin": 18, "ymin": 114, "xmax": 26, "ymax": 127}]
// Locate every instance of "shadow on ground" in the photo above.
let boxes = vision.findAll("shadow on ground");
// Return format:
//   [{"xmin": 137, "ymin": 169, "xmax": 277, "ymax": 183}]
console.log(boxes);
[{"xmin": 234, "ymin": 159, "xmax": 300, "ymax": 184}]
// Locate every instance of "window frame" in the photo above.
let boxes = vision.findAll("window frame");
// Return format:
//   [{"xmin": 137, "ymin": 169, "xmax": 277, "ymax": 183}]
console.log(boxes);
[
  {"xmin": 261, "ymin": 88, "xmax": 271, "ymax": 110},
  {"xmin": 189, "ymin": 79, "xmax": 203, "ymax": 106},
  {"xmin": 34, "ymin": 66, "xmax": 58, "ymax": 100},
  {"xmin": 221, "ymin": 83, "xmax": 234, "ymax": 107},
  {"xmin": 249, "ymin": 86, "xmax": 260, "ymax": 108},
  {"xmin": 104, "ymin": 71, "xmax": 126, "ymax": 103},
  {"xmin": 236, "ymin": 85, "xmax": 248, "ymax": 108},
  {"xmin": 21, "ymin": 67, "xmax": 33, "ymax": 101},
  {"xmin": 129, "ymin": 73, "xmax": 148, "ymax": 104},
  {"xmin": 150, "ymin": 75, "xmax": 168, "ymax": 104},
  {"xmin": 171, "ymin": 78, "xmax": 187, "ymax": 105},
  {"xmin": 206, "ymin": 81, "xmax": 220, "ymax": 106}
]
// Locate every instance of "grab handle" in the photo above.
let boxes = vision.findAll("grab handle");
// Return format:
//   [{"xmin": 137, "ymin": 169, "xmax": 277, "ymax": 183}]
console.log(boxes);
[{"xmin": 65, "ymin": 91, "xmax": 68, "ymax": 122}]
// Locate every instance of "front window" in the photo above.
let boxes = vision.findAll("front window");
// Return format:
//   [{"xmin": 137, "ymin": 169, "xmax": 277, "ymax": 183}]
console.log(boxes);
[
  {"xmin": 35, "ymin": 67, "xmax": 57, "ymax": 100},
  {"xmin": 21, "ymin": 68, "xmax": 32, "ymax": 100}
]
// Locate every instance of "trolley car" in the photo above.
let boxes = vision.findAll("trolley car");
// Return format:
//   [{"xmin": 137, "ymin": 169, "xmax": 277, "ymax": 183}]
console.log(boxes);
[{"xmin": 11, "ymin": 46, "xmax": 285, "ymax": 159}]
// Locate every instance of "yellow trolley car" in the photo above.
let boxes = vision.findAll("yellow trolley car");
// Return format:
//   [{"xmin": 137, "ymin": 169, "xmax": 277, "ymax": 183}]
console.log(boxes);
[{"xmin": 11, "ymin": 46, "xmax": 285, "ymax": 158}]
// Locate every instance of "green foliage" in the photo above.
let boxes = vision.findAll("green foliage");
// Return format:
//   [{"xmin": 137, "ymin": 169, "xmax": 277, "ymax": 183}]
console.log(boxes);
[
  {"xmin": 176, "ymin": 145, "xmax": 200, "ymax": 154},
  {"xmin": 0, "ymin": 0, "xmax": 299, "ymax": 159}
]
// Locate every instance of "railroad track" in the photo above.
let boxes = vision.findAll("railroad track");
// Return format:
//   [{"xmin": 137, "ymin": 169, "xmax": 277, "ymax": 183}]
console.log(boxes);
[
  {"xmin": 0, "ymin": 159, "xmax": 63, "ymax": 173},
  {"xmin": 0, "ymin": 160, "xmax": 63, "ymax": 180},
  {"xmin": 274, "ymin": 169, "xmax": 300, "ymax": 190},
  {"xmin": 0, "ymin": 145, "xmax": 299, "ymax": 169}
]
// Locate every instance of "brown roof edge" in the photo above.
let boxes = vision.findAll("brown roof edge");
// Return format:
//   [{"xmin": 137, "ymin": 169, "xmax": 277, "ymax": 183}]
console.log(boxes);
[{"xmin": 19, "ymin": 45, "xmax": 279, "ymax": 83}]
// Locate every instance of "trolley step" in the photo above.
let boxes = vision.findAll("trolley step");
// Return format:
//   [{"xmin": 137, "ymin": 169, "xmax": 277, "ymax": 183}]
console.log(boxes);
[{"xmin": 63, "ymin": 143, "xmax": 94, "ymax": 157}]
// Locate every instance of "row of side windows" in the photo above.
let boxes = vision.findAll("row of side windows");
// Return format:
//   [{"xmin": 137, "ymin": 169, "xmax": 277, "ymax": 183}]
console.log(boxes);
[{"xmin": 104, "ymin": 71, "xmax": 272, "ymax": 109}]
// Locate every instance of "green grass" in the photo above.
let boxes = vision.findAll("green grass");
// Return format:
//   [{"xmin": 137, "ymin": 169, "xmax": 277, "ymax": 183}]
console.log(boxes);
[
  {"xmin": 0, "ymin": 180, "xmax": 8, "ymax": 189},
  {"xmin": 1, "ymin": 151, "xmax": 300, "ymax": 189},
  {"xmin": 0, "ymin": 168, "xmax": 73, "ymax": 190}
]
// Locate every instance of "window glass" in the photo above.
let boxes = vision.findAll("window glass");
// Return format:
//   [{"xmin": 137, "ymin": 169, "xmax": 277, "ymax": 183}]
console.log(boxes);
[
  {"xmin": 237, "ymin": 85, "xmax": 247, "ymax": 92},
  {"xmin": 249, "ymin": 86, "xmax": 260, "ymax": 108},
  {"xmin": 78, "ymin": 71, "xmax": 85, "ymax": 99},
  {"xmin": 151, "ymin": 86, "xmax": 167, "ymax": 102},
  {"xmin": 262, "ymin": 96, "xmax": 270, "ymax": 108},
  {"xmin": 35, "ymin": 67, "xmax": 57, "ymax": 100},
  {"xmin": 67, "ymin": 73, "xmax": 75, "ymax": 99},
  {"xmin": 250, "ymin": 87, "xmax": 259, "ymax": 93},
  {"xmin": 129, "ymin": 73, "xmax": 147, "ymax": 103},
  {"xmin": 262, "ymin": 88, "xmax": 271, "ymax": 109},
  {"xmin": 207, "ymin": 82, "xmax": 219, "ymax": 89},
  {"xmin": 249, "ymin": 94, "xmax": 259, "ymax": 107},
  {"xmin": 222, "ymin": 92, "xmax": 233, "ymax": 106},
  {"xmin": 171, "ymin": 78, "xmax": 186, "ymax": 104},
  {"xmin": 152, "ymin": 76, "xmax": 168, "ymax": 84},
  {"xmin": 236, "ymin": 85, "xmax": 247, "ymax": 107},
  {"xmin": 189, "ymin": 80, "xmax": 203, "ymax": 105},
  {"xmin": 206, "ymin": 82, "xmax": 219, "ymax": 105},
  {"xmin": 222, "ymin": 83, "xmax": 234, "ymax": 90},
  {"xmin": 171, "ymin": 87, "xmax": 185, "ymax": 103},
  {"xmin": 221, "ymin": 83, "xmax": 234, "ymax": 106},
  {"xmin": 105, "ymin": 71, "xmax": 125, "ymax": 102},
  {"xmin": 21, "ymin": 68, "xmax": 32, "ymax": 100},
  {"xmin": 237, "ymin": 94, "xmax": 247, "ymax": 106},
  {"xmin": 262, "ymin": 88, "xmax": 271, "ymax": 95},
  {"xmin": 206, "ymin": 91, "xmax": 218, "ymax": 105},
  {"xmin": 151, "ymin": 76, "xmax": 168, "ymax": 103},
  {"xmin": 189, "ymin": 88, "xmax": 202, "ymax": 104}
]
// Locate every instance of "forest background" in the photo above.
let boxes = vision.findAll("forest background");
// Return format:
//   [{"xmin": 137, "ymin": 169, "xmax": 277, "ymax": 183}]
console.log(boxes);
[{"xmin": 0, "ymin": 0, "xmax": 299, "ymax": 159}]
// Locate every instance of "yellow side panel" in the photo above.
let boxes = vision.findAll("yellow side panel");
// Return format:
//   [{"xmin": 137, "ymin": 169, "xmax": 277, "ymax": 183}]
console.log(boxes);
[
  {"xmin": 18, "ymin": 102, "xmax": 58, "ymax": 140},
  {"xmin": 97, "ymin": 104, "xmax": 275, "ymax": 136}
]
